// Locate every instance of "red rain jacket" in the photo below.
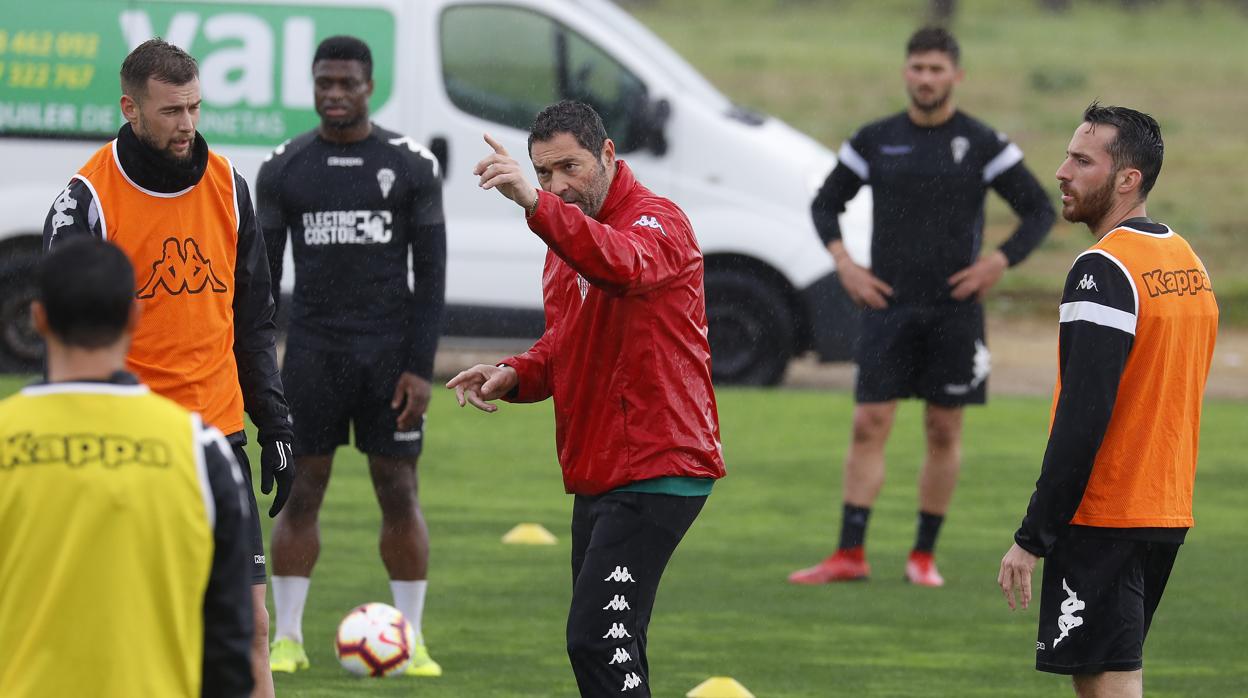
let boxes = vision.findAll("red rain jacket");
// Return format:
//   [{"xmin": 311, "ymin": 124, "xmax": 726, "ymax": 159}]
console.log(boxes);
[{"xmin": 500, "ymin": 161, "xmax": 726, "ymax": 495}]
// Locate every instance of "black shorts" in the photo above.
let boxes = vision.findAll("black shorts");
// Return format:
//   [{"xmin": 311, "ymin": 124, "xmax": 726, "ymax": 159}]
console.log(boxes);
[
  {"xmin": 230, "ymin": 443, "xmax": 268, "ymax": 585},
  {"xmin": 282, "ymin": 344, "xmax": 425, "ymax": 458},
  {"xmin": 854, "ymin": 303, "xmax": 988, "ymax": 406},
  {"xmin": 1036, "ymin": 531, "xmax": 1181, "ymax": 675}
]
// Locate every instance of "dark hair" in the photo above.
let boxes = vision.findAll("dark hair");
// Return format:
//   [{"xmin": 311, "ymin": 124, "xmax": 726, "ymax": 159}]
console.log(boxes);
[
  {"xmin": 528, "ymin": 101, "xmax": 608, "ymax": 156},
  {"xmin": 907, "ymin": 26, "xmax": 960, "ymax": 65},
  {"xmin": 38, "ymin": 239, "xmax": 135, "ymax": 348},
  {"xmin": 313, "ymin": 35, "xmax": 373, "ymax": 80},
  {"xmin": 1082, "ymin": 101, "xmax": 1164, "ymax": 200},
  {"xmin": 120, "ymin": 38, "xmax": 198, "ymax": 99}
]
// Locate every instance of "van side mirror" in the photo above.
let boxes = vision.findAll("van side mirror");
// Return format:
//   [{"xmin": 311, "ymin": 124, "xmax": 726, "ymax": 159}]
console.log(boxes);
[
  {"xmin": 429, "ymin": 136, "xmax": 450, "ymax": 180},
  {"xmin": 643, "ymin": 98, "xmax": 671, "ymax": 157}
]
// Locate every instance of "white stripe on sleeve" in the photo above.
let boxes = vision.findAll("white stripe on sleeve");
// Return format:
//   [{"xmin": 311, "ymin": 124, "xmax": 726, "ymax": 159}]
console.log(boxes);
[
  {"xmin": 837, "ymin": 141, "xmax": 869, "ymax": 181},
  {"xmin": 1059, "ymin": 300, "xmax": 1136, "ymax": 336},
  {"xmin": 983, "ymin": 142, "xmax": 1023, "ymax": 183}
]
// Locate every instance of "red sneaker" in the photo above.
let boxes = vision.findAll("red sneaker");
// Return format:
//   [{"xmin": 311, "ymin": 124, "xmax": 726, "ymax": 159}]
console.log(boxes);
[
  {"xmin": 904, "ymin": 550, "xmax": 945, "ymax": 587},
  {"xmin": 788, "ymin": 548, "xmax": 870, "ymax": 584}
]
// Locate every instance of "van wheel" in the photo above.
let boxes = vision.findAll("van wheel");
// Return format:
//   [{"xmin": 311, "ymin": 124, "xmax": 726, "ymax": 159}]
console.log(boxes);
[
  {"xmin": 705, "ymin": 269, "xmax": 794, "ymax": 385},
  {"xmin": 0, "ymin": 251, "xmax": 43, "ymax": 373}
]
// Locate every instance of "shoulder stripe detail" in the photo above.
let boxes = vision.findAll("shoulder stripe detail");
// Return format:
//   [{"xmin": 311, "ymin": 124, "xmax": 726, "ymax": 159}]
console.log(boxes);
[
  {"xmin": 1077, "ymin": 249, "xmax": 1139, "ymax": 317},
  {"xmin": 19, "ymin": 382, "xmax": 149, "ymax": 397},
  {"xmin": 388, "ymin": 135, "xmax": 441, "ymax": 179},
  {"xmin": 837, "ymin": 141, "xmax": 869, "ymax": 181},
  {"xmin": 111, "ymin": 139, "xmax": 196, "ymax": 198},
  {"xmin": 71, "ymin": 174, "xmax": 108, "ymax": 240},
  {"xmin": 983, "ymin": 142, "xmax": 1023, "ymax": 183},
  {"xmin": 191, "ymin": 413, "xmax": 216, "ymax": 529},
  {"xmin": 1060, "ymin": 300, "xmax": 1137, "ymax": 335}
]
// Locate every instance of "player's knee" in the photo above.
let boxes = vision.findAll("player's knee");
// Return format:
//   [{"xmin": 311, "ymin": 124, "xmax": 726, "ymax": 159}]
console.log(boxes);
[
  {"xmin": 924, "ymin": 415, "xmax": 962, "ymax": 452},
  {"xmin": 926, "ymin": 429, "xmax": 960, "ymax": 454},
  {"xmin": 851, "ymin": 411, "xmax": 891, "ymax": 445},
  {"xmin": 565, "ymin": 627, "xmax": 605, "ymax": 662},
  {"xmin": 279, "ymin": 492, "xmax": 321, "ymax": 523},
  {"xmin": 372, "ymin": 472, "xmax": 420, "ymax": 516}
]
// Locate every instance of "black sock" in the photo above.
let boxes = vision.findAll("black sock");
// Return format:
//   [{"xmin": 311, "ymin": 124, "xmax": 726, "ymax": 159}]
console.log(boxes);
[
  {"xmin": 838, "ymin": 503, "xmax": 871, "ymax": 550},
  {"xmin": 914, "ymin": 511, "xmax": 945, "ymax": 553}
]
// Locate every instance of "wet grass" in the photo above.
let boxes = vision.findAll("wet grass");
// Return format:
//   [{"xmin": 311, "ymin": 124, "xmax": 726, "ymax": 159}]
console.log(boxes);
[{"xmin": 4, "ymin": 374, "xmax": 1244, "ymax": 696}]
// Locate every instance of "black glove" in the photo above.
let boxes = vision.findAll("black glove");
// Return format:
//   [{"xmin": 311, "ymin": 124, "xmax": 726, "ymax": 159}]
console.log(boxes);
[{"xmin": 260, "ymin": 441, "xmax": 294, "ymax": 517}]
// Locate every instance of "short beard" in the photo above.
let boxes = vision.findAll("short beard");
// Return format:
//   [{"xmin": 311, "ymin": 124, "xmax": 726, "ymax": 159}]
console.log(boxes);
[
  {"xmin": 136, "ymin": 117, "xmax": 193, "ymax": 166},
  {"xmin": 1063, "ymin": 173, "xmax": 1116, "ymax": 229},
  {"xmin": 580, "ymin": 163, "xmax": 612, "ymax": 218},
  {"xmin": 909, "ymin": 87, "xmax": 950, "ymax": 114},
  {"xmin": 319, "ymin": 110, "xmax": 366, "ymax": 132}
]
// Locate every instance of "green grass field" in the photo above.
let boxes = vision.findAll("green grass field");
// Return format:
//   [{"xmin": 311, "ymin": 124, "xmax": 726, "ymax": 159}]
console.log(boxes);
[
  {"xmin": 628, "ymin": 0, "xmax": 1248, "ymax": 325},
  {"xmin": 3, "ymin": 375, "xmax": 1244, "ymax": 696}
]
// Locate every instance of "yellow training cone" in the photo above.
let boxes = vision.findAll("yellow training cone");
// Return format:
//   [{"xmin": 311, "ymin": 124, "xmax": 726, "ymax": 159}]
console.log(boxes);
[
  {"xmin": 687, "ymin": 676, "xmax": 755, "ymax": 698},
  {"xmin": 502, "ymin": 523, "xmax": 558, "ymax": 545}
]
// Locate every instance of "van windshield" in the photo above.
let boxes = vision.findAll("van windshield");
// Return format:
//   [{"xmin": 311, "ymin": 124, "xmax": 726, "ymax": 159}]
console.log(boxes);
[{"xmin": 578, "ymin": 0, "xmax": 733, "ymax": 112}]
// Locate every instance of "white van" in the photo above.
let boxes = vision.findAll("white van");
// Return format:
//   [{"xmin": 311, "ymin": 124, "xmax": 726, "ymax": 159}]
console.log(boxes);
[{"xmin": 0, "ymin": 0, "xmax": 870, "ymax": 384}]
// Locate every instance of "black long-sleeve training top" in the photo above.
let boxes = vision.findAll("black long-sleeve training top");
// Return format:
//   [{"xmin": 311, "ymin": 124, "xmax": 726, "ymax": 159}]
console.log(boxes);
[
  {"xmin": 812, "ymin": 110, "xmax": 1055, "ymax": 305},
  {"xmin": 255, "ymin": 125, "xmax": 446, "ymax": 379}
]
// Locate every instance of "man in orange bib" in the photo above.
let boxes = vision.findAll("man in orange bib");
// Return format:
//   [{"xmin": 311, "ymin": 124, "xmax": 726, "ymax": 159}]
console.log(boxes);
[
  {"xmin": 998, "ymin": 104, "xmax": 1218, "ymax": 698},
  {"xmin": 42, "ymin": 39, "xmax": 293, "ymax": 698}
]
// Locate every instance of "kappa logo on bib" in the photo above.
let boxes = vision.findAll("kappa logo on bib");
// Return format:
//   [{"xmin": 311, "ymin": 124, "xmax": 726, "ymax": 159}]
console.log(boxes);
[{"xmin": 136, "ymin": 237, "xmax": 228, "ymax": 299}]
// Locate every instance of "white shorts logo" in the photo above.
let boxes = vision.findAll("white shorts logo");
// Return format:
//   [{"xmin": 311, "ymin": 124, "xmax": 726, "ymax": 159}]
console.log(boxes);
[
  {"xmin": 621, "ymin": 672, "xmax": 642, "ymax": 691},
  {"xmin": 1053, "ymin": 578, "xmax": 1085, "ymax": 647},
  {"xmin": 944, "ymin": 339, "xmax": 991, "ymax": 395},
  {"xmin": 609, "ymin": 647, "xmax": 632, "ymax": 665}
]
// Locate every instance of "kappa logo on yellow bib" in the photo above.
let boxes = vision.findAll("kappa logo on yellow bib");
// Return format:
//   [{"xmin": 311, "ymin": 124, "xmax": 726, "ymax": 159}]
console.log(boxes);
[{"xmin": 136, "ymin": 237, "xmax": 229, "ymax": 299}]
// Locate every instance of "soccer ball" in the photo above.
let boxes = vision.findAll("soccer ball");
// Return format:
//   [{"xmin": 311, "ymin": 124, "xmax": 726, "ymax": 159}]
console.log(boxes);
[{"xmin": 334, "ymin": 603, "xmax": 415, "ymax": 677}]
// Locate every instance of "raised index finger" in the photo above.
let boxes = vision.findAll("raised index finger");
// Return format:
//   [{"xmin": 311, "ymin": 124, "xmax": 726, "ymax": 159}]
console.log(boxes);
[{"xmin": 483, "ymin": 132, "xmax": 509, "ymax": 157}]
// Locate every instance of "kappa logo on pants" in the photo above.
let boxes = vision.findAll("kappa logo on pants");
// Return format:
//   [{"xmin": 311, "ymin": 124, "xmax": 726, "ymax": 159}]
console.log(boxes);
[
  {"xmin": 609, "ymin": 647, "xmax": 632, "ymax": 665},
  {"xmin": 603, "ymin": 594, "xmax": 631, "ymax": 611},
  {"xmin": 621, "ymin": 672, "xmax": 642, "ymax": 691},
  {"xmin": 1053, "ymin": 577, "xmax": 1086, "ymax": 647},
  {"xmin": 604, "ymin": 566, "xmax": 636, "ymax": 583},
  {"xmin": 602, "ymin": 623, "xmax": 632, "ymax": 640}
]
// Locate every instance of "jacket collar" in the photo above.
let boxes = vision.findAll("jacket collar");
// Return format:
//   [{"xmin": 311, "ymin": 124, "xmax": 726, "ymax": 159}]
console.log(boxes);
[
  {"xmin": 115, "ymin": 122, "xmax": 209, "ymax": 194},
  {"xmin": 595, "ymin": 159, "xmax": 638, "ymax": 222}
]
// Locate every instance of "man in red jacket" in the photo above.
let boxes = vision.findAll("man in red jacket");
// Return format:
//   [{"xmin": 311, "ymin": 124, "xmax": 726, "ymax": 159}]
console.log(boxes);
[{"xmin": 447, "ymin": 100, "xmax": 725, "ymax": 697}]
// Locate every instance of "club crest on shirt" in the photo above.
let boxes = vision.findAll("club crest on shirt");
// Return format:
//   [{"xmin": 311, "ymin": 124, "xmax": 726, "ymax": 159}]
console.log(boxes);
[
  {"xmin": 577, "ymin": 274, "xmax": 589, "ymax": 300},
  {"xmin": 951, "ymin": 136, "xmax": 970, "ymax": 164},
  {"xmin": 377, "ymin": 168, "xmax": 395, "ymax": 199}
]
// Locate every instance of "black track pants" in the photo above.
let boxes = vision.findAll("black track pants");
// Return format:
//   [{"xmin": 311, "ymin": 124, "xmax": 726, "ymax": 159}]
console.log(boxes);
[{"xmin": 566, "ymin": 491, "xmax": 706, "ymax": 697}]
